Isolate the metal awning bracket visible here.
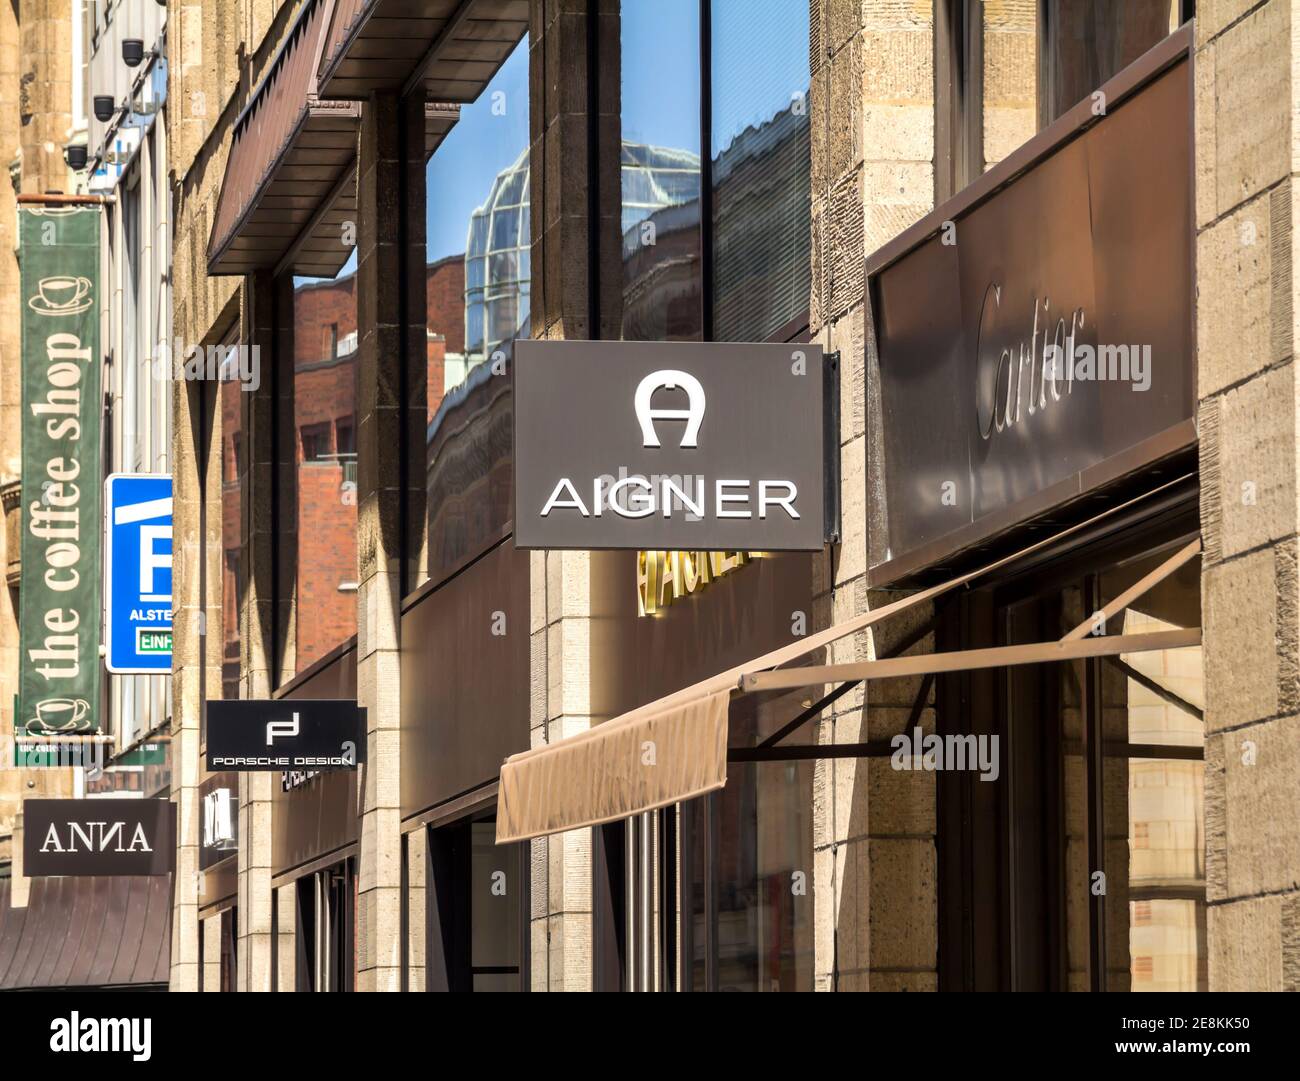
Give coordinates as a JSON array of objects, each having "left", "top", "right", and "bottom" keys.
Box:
[{"left": 740, "top": 627, "right": 1202, "bottom": 694}]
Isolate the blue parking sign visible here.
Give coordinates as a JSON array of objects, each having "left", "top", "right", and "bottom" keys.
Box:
[{"left": 104, "top": 474, "right": 173, "bottom": 673}]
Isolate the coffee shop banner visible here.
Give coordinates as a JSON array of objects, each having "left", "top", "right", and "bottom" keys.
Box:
[{"left": 17, "top": 205, "right": 103, "bottom": 736}]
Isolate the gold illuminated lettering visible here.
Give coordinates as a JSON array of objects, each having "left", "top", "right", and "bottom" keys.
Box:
[{"left": 636, "top": 551, "right": 762, "bottom": 616}]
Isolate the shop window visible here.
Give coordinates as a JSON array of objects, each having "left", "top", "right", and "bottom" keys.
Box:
[
  {"left": 426, "top": 813, "right": 527, "bottom": 992},
  {"left": 618, "top": 0, "right": 810, "bottom": 343},
  {"left": 217, "top": 323, "right": 243, "bottom": 707},
  {"left": 600, "top": 3, "right": 814, "bottom": 993},
  {"left": 1038, "top": 0, "right": 1188, "bottom": 129},
  {"left": 335, "top": 417, "right": 355, "bottom": 457},
  {"left": 290, "top": 263, "right": 359, "bottom": 672},
  {"left": 937, "top": 1, "right": 1193, "bottom": 185},
  {"left": 222, "top": 552, "right": 241, "bottom": 701},
  {"left": 937, "top": 531, "right": 1206, "bottom": 992},
  {"left": 593, "top": 821, "right": 629, "bottom": 991},
  {"left": 680, "top": 765, "right": 815, "bottom": 991},
  {"left": 709, "top": 0, "right": 811, "bottom": 342},
  {"left": 422, "top": 35, "right": 528, "bottom": 586},
  {"left": 300, "top": 422, "right": 333, "bottom": 463},
  {"left": 295, "top": 859, "right": 355, "bottom": 992},
  {"left": 219, "top": 907, "right": 237, "bottom": 993},
  {"left": 620, "top": 0, "right": 703, "bottom": 341},
  {"left": 600, "top": 693, "right": 815, "bottom": 992},
  {"left": 935, "top": 0, "right": 984, "bottom": 200}
]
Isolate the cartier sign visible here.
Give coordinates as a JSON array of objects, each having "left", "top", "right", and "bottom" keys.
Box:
[
  {"left": 24, "top": 798, "right": 175, "bottom": 876},
  {"left": 513, "top": 340, "right": 827, "bottom": 551},
  {"left": 866, "top": 47, "right": 1194, "bottom": 582}
]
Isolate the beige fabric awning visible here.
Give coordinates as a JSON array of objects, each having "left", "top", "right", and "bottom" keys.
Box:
[
  {"left": 495, "top": 571, "right": 986, "bottom": 844},
  {"left": 498, "top": 690, "right": 731, "bottom": 843},
  {"left": 497, "top": 478, "right": 1200, "bottom": 845}
]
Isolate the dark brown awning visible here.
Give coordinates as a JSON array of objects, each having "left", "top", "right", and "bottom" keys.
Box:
[
  {"left": 0, "top": 875, "right": 172, "bottom": 990},
  {"left": 317, "top": 0, "right": 528, "bottom": 101},
  {"left": 207, "top": 0, "right": 362, "bottom": 277}
]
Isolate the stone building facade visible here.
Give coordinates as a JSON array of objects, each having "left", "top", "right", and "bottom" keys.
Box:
[
  {"left": 0, "top": 0, "right": 79, "bottom": 866},
  {"left": 151, "top": 0, "right": 1297, "bottom": 993}
]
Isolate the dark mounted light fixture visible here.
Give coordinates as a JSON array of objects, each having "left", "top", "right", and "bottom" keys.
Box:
[
  {"left": 122, "top": 39, "right": 145, "bottom": 67},
  {"left": 93, "top": 95, "right": 115, "bottom": 122},
  {"left": 65, "top": 144, "right": 88, "bottom": 171}
]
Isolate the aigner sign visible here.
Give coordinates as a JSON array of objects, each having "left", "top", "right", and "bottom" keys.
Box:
[
  {"left": 513, "top": 340, "right": 827, "bottom": 550},
  {"left": 205, "top": 699, "right": 366, "bottom": 771},
  {"left": 24, "top": 798, "right": 175, "bottom": 876}
]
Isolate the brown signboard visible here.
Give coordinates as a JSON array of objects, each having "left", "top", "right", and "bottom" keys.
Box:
[
  {"left": 270, "top": 642, "right": 359, "bottom": 878},
  {"left": 400, "top": 538, "right": 530, "bottom": 820},
  {"left": 589, "top": 550, "right": 815, "bottom": 727},
  {"left": 866, "top": 38, "right": 1194, "bottom": 583},
  {"left": 23, "top": 798, "right": 175, "bottom": 877}
]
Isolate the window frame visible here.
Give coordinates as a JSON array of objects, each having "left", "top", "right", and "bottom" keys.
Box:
[
  {"left": 618, "top": 0, "right": 813, "bottom": 347},
  {"left": 935, "top": 494, "right": 1204, "bottom": 991}
]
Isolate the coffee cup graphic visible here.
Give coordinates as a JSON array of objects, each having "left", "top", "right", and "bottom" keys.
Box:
[
  {"left": 29, "top": 275, "right": 93, "bottom": 316},
  {"left": 31, "top": 696, "right": 91, "bottom": 732}
]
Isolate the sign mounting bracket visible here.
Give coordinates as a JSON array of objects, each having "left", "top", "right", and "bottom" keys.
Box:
[{"left": 823, "top": 350, "right": 841, "bottom": 545}]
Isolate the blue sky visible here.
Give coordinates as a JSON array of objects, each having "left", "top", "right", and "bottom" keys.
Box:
[
  {"left": 622, "top": 0, "right": 810, "bottom": 159},
  {"left": 298, "top": 4, "right": 809, "bottom": 285},
  {"left": 415, "top": 1, "right": 811, "bottom": 265},
  {"left": 426, "top": 42, "right": 530, "bottom": 263}
]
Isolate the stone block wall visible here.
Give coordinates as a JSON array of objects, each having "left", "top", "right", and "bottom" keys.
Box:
[
  {"left": 167, "top": 0, "right": 294, "bottom": 991},
  {"left": 810, "top": 0, "right": 939, "bottom": 991},
  {"left": 1195, "top": 0, "right": 1300, "bottom": 993},
  {"left": 525, "top": 0, "right": 621, "bottom": 991}
]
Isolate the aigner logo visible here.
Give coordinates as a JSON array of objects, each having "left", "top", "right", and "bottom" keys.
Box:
[
  {"left": 266, "top": 711, "right": 300, "bottom": 745},
  {"left": 635, "top": 369, "right": 705, "bottom": 448},
  {"left": 539, "top": 368, "right": 800, "bottom": 522}
]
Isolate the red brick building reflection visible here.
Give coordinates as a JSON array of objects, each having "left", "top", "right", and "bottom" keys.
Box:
[{"left": 220, "top": 257, "right": 467, "bottom": 685}]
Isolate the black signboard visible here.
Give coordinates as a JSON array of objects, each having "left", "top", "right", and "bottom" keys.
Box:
[
  {"left": 513, "top": 340, "right": 827, "bottom": 550},
  {"left": 205, "top": 699, "right": 365, "bottom": 771},
  {"left": 24, "top": 798, "right": 175, "bottom": 876}
]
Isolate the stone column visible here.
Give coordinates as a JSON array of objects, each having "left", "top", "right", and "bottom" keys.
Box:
[
  {"left": 810, "top": 0, "right": 939, "bottom": 992},
  {"left": 405, "top": 828, "right": 426, "bottom": 991},
  {"left": 234, "top": 271, "right": 284, "bottom": 992},
  {"left": 17, "top": 0, "right": 71, "bottom": 196},
  {"left": 169, "top": 371, "right": 206, "bottom": 991},
  {"left": 526, "top": 0, "right": 622, "bottom": 991},
  {"left": 165, "top": 0, "right": 244, "bottom": 994},
  {"left": 1194, "top": 0, "right": 1300, "bottom": 993},
  {"left": 354, "top": 89, "right": 426, "bottom": 992},
  {"left": 275, "top": 884, "right": 296, "bottom": 991},
  {"left": 0, "top": 0, "right": 21, "bottom": 839},
  {"left": 202, "top": 914, "right": 222, "bottom": 991}
]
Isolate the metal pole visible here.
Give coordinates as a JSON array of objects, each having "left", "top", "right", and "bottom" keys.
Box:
[
  {"left": 314, "top": 873, "right": 325, "bottom": 992},
  {"left": 624, "top": 818, "right": 636, "bottom": 992},
  {"left": 640, "top": 810, "right": 652, "bottom": 991},
  {"left": 16, "top": 192, "right": 115, "bottom": 204}
]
